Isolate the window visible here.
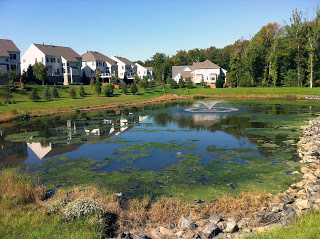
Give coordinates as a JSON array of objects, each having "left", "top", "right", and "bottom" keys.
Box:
[
  {"left": 5, "top": 58, "right": 8, "bottom": 62},
  {"left": 138, "top": 71, "right": 140, "bottom": 74},
  {"left": 67, "top": 63, "right": 69, "bottom": 66},
  {"left": 9, "top": 54, "right": 16, "bottom": 59},
  {"left": 23, "top": 59, "right": 26, "bottom": 63},
  {"left": 42, "top": 57, "right": 44, "bottom": 63},
  {"left": 63, "top": 63, "right": 65, "bottom": 66},
  {"left": 92, "top": 62, "right": 94, "bottom": 66},
  {"left": 46, "top": 57, "right": 49, "bottom": 62},
  {"left": 122, "top": 66, "right": 124, "bottom": 69},
  {"left": 85, "top": 62, "right": 87, "bottom": 66},
  {"left": 35, "top": 58, "right": 37, "bottom": 63},
  {"left": 103, "top": 63, "right": 105, "bottom": 66},
  {"left": 91, "top": 70, "right": 94, "bottom": 73},
  {"left": 53, "top": 58, "right": 56, "bottom": 63},
  {"left": 51, "top": 58, "right": 53, "bottom": 63},
  {"left": 57, "top": 58, "right": 60, "bottom": 63}
]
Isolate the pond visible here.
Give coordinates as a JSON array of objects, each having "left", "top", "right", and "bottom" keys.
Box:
[{"left": 0, "top": 100, "right": 319, "bottom": 201}]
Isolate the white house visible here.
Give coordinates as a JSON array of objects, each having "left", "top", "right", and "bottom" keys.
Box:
[
  {"left": 21, "top": 43, "right": 82, "bottom": 85},
  {"left": 110, "top": 56, "right": 137, "bottom": 81},
  {"left": 135, "top": 63, "right": 153, "bottom": 80},
  {"left": 81, "top": 51, "right": 118, "bottom": 83},
  {"left": 172, "top": 65, "right": 193, "bottom": 82},
  {"left": 172, "top": 60, "right": 226, "bottom": 88},
  {"left": 192, "top": 60, "right": 226, "bottom": 87},
  {"left": 0, "top": 39, "right": 20, "bottom": 74}
]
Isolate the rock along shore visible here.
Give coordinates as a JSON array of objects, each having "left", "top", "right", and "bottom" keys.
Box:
[{"left": 118, "top": 116, "right": 320, "bottom": 239}]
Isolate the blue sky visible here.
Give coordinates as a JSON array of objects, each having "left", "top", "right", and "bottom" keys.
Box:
[{"left": 0, "top": 0, "right": 318, "bottom": 61}]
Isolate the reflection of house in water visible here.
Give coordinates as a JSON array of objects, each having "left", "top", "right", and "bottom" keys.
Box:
[
  {"left": 191, "top": 114, "right": 227, "bottom": 128},
  {"left": 27, "top": 142, "right": 52, "bottom": 159}
]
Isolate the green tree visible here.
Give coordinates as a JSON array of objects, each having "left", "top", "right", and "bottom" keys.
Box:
[
  {"left": 186, "top": 79, "right": 194, "bottom": 89},
  {"left": 33, "top": 62, "right": 47, "bottom": 85},
  {"left": 30, "top": 87, "right": 39, "bottom": 102},
  {"left": 52, "top": 84, "right": 59, "bottom": 98},
  {"left": 2, "top": 85, "right": 12, "bottom": 104},
  {"left": 131, "top": 82, "right": 138, "bottom": 95},
  {"left": 121, "top": 82, "right": 128, "bottom": 94},
  {"left": 140, "top": 77, "right": 148, "bottom": 89},
  {"left": 43, "top": 85, "right": 51, "bottom": 101},
  {"left": 0, "top": 69, "right": 5, "bottom": 80},
  {"left": 134, "top": 73, "right": 139, "bottom": 84},
  {"left": 149, "top": 80, "right": 156, "bottom": 92},
  {"left": 70, "top": 88, "right": 76, "bottom": 99},
  {"left": 216, "top": 75, "right": 223, "bottom": 88},
  {"left": 200, "top": 77, "right": 207, "bottom": 88},
  {"left": 79, "top": 84, "right": 86, "bottom": 97},
  {"left": 178, "top": 77, "right": 185, "bottom": 88},
  {"left": 95, "top": 78, "right": 101, "bottom": 95},
  {"left": 104, "top": 84, "right": 114, "bottom": 97},
  {"left": 169, "top": 78, "right": 178, "bottom": 89}
]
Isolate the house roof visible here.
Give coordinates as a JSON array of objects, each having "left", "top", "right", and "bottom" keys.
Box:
[
  {"left": 34, "top": 44, "right": 81, "bottom": 62},
  {"left": 172, "top": 65, "right": 193, "bottom": 78},
  {"left": 82, "top": 51, "right": 117, "bottom": 66},
  {"left": 0, "top": 39, "right": 20, "bottom": 57},
  {"left": 146, "top": 67, "right": 153, "bottom": 71},
  {"left": 193, "top": 59, "right": 220, "bottom": 69},
  {"left": 114, "top": 56, "right": 135, "bottom": 66},
  {"left": 181, "top": 71, "right": 193, "bottom": 78}
]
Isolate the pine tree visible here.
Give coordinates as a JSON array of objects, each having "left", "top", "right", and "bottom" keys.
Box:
[
  {"left": 131, "top": 82, "right": 138, "bottom": 95},
  {"left": 95, "top": 78, "right": 101, "bottom": 95},
  {"left": 79, "top": 84, "right": 86, "bottom": 97},
  {"left": 104, "top": 84, "right": 114, "bottom": 97},
  {"left": 70, "top": 88, "right": 76, "bottom": 99},
  {"left": 30, "top": 87, "right": 39, "bottom": 102},
  {"left": 122, "top": 82, "right": 128, "bottom": 95},
  {"left": 43, "top": 84, "right": 51, "bottom": 101},
  {"left": 52, "top": 84, "right": 59, "bottom": 98}
]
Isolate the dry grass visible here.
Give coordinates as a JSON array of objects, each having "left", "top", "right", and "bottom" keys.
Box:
[{"left": 0, "top": 168, "right": 46, "bottom": 207}]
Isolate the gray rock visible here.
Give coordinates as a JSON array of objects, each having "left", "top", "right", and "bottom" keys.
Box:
[
  {"left": 133, "top": 234, "right": 149, "bottom": 239},
  {"left": 225, "top": 221, "right": 239, "bottom": 233},
  {"left": 179, "top": 215, "right": 196, "bottom": 231},
  {"left": 294, "top": 199, "right": 311, "bottom": 210},
  {"left": 202, "top": 223, "right": 221, "bottom": 238},
  {"left": 209, "top": 213, "right": 222, "bottom": 224},
  {"left": 280, "top": 194, "right": 294, "bottom": 204}
]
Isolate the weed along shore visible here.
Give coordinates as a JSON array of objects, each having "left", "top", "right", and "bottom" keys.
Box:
[{"left": 1, "top": 100, "right": 320, "bottom": 238}]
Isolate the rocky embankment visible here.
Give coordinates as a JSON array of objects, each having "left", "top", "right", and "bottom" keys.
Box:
[{"left": 118, "top": 117, "right": 320, "bottom": 239}]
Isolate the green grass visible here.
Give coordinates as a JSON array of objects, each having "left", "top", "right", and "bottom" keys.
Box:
[
  {"left": 246, "top": 210, "right": 320, "bottom": 239},
  {"left": 0, "top": 85, "right": 164, "bottom": 117}
]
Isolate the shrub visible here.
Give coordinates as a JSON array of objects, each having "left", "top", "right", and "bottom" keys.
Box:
[
  {"left": 43, "top": 85, "right": 51, "bottom": 101},
  {"left": 104, "top": 84, "right": 114, "bottom": 97},
  {"left": 30, "top": 87, "right": 40, "bottom": 102},
  {"left": 131, "top": 82, "right": 138, "bottom": 95},
  {"left": 178, "top": 77, "right": 185, "bottom": 88},
  {"left": 95, "top": 79, "right": 101, "bottom": 95},
  {"left": 70, "top": 88, "right": 76, "bottom": 99},
  {"left": 79, "top": 84, "right": 86, "bottom": 97},
  {"left": 186, "top": 80, "right": 194, "bottom": 89},
  {"left": 216, "top": 75, "right": 224, "bottom": 88},
  {"left": 121, "top": 82, "right": 128, "bottom": 95},
  {"left": 169, "top": 78, "right": 178, "bottom": 89},
  {"left": 52, "top": 84, "right": 59, "bottom": 98}
]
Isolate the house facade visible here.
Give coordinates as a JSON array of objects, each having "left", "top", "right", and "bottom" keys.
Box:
[
  {"left": 110, "top": 56, "right": 137, "bottom": 81},
  {"left": 0, "top": 39, "right": 21, "bottom": 74},
  {"left": 172, "top": 60, "right": 227, "bottom": 88},
  {"left": 135, "top": 63, "right": 153, "bottom": 80},
  {"left": 81, "top": 51, "right": 117, "bottom": 83},
  {"left": 172, "top": 65, "right": 193, "bottom": 82},
  {"left": 21, "top": 44, "right": 82, "bottom": 85}
]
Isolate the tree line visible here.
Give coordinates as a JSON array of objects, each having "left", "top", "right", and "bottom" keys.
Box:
[{"left": 138, "top": 9, "right": 320, "bottom": 88}]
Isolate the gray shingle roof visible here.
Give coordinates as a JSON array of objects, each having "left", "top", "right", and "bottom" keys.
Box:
[
  {"left": 172, "top": 65, "right": 193, "bottom": 78},
  {"left": 113, "top": 56, "right": 135, "bottom": 66},
  {"left": 146, "top": 67, "right": 153, "bottom": 71},
  {"left": 0, "top": 39, "right": 20, "bottom": 57},
  {"left": 34, "top": 44, "right": 81, "bottom": 62},
  {"left": 82, "top": 51, "right": 117, "bottom": 66},
  {"left": 193, "top": 60, "right": 220, "bottom": 69}
]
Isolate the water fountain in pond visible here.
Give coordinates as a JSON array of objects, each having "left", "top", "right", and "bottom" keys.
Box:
[{"left": 184, "top": 100, "right": 239, "bottom": 113}]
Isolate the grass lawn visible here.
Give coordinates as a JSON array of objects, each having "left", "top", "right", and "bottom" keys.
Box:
[{"left": 1, "top": 84, "right": 320, "bottom": 122}]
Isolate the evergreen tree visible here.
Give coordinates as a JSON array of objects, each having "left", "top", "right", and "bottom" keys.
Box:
[
  {"left": 104, "top": 84, "right": 114, "bottom": 97},
  {"left": 215, "top": 75, "right": 224, "bottom": 88},
  {"left": 121, "top": 82, "right": 128, "bottom": 95},
  {"left": 186, "top": 79, "right": 194, "bottom": 89},
  {"left": 30, "top": 87, "right": 39, "bottom": 102},
  {"left": 131, "top": 82, "right": 138, "bottom": 95},
  {"left": 43, "top": 84, "right": 51, "bottom": 101},
  {"left": 140, "top": 77, "right": 148, "bottom": 89},
  {"left": 178, "top": 77, "right": 185, "bottom": 88},
  {"left": 70, "top": 88, "right": 76, "bottom": 99},
  {"left": 149, "top": 80, "right": 156, "bottom": 92},
  {"left": 52, "top": 84, "right": 59, "bottom": 98},
  {"left": 95, "top": 78, "right": 101, "bottom": 95},
  {"left": 169, "top": 78, "right": 178, "bottom": 89},
  {"left": 79, "top": 84, "right": 86, "bottom": 97}
]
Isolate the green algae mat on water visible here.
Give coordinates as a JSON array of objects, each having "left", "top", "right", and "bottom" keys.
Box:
[{"left": 1, "top": 100, "right": 318, "bottom": 201}]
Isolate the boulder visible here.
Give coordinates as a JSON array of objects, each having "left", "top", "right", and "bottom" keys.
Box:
[
  {"left": 179, "top": 215, "right": 196, "bottom": 231},
  {"left": 280, "top": 195, "right": 294, "bottom": 204},
  {"left": 202, "top": 223, "right": 221, "bottom": 238},
  {"left": 133, "top": 234, "right": 149, "bottom": 239},
  {"left": 294, "top": 199, "right": 311, "bottom": 210},
  {"left": 159, "top": 227, "right": 175, "bottom": 238},
  {"left": 225, "top": 221, "right": 239, "bottom": 233},
  {"left": 209, "top": 213, "right": 222, "bottom": 225},
  {"left": 150, "top": 229, "right": 162, "bottom": 239}
]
